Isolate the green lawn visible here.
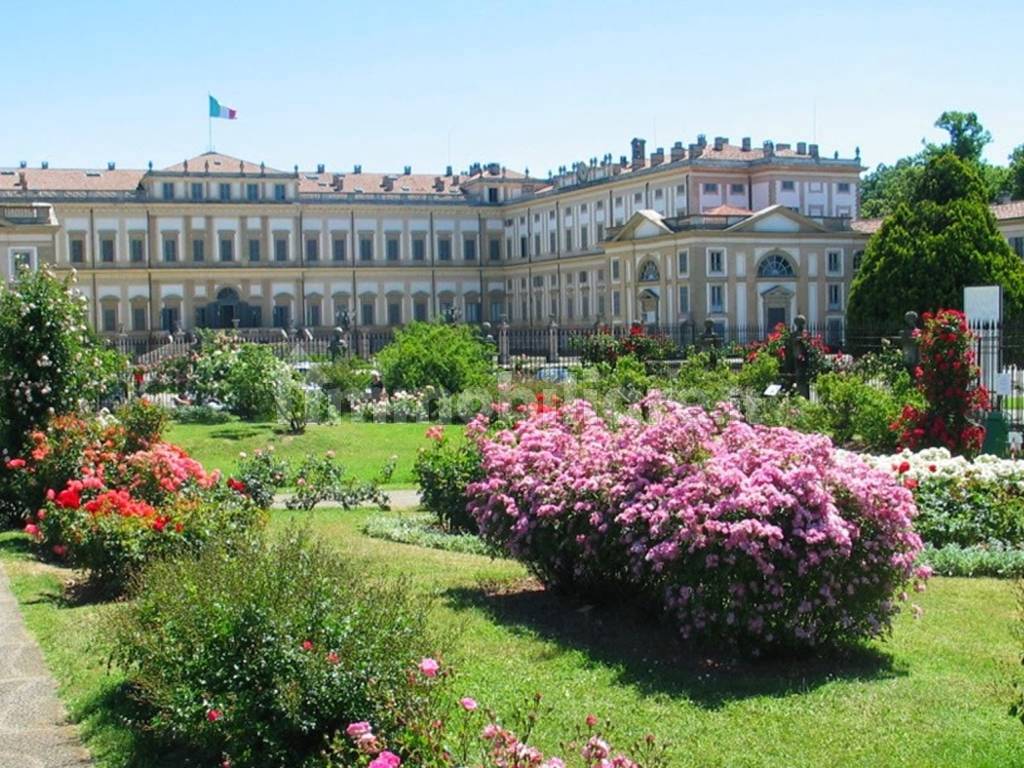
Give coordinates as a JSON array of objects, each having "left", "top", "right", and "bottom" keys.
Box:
[
  {"left": 2, "top": 513, "right": 1022, "bottom": 767},
  {"left": 165, "top": 419, "right": 463, "bottom": 488}
]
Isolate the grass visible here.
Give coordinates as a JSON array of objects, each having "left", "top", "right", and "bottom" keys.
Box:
[
  {"left": 165, "top": 418, "right": 463, "bottom": 488},
  {"left": 2, "top": 512, "right": 1022, "bottom": 767}
]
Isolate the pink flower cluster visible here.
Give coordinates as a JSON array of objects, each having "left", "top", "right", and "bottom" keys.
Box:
[
  {"left": 117, "top": 443, "right": 220, "bottom": 504},
  {"left": 467, "top": 394, "right": 924, "bottom": 648}
]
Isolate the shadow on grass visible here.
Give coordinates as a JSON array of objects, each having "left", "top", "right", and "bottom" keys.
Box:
[
  {"left": 207, "top": 425, "right": 267, "bottom": 441},
  {"left": 0, "top": 532, "right": 34, "bottom": 559},
  {"left": 77, "top": 681, "right": 208, "bottom": 768},
  {"left": 444, "top": 582, "right": 905, "bottom": 710}
]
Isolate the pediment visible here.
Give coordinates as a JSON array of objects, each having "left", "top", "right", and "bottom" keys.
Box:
[
  {"left": 608, "top": 210, "right": 673, "bottom": 241},
  {"left": 727, "top": 205, "right": 826, "bottom": 234}
]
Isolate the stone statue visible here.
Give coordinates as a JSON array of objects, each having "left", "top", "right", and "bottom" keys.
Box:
[{"left": 782, "top": 314, "right": 810, "bottom": 398}]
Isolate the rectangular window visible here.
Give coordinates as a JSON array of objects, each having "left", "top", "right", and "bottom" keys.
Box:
[
  {"left": 190, "top": 182, "right": 203, "bottom": 200},
  {"left": 160, "top": 306, "right": 179, "bottom": 331},
  {"left": 506, "top": 238, "right": 512, "bottom": 259},
  {"left": 307, "top": 303, "right": 322, "bottom": 327},
  {"left": 359, "top": 236, "right": 374, "bottom": 261},
  {"left": 549, "top": 232, "right": 556, "bottom": 253},
  {"left": 678, "top": 285, "right": 690, "bottom": 314},
  {"left": 70, "top": 238, "right": 85, "bottom": 263},
  {"left": 519, "top": 236, "right": 528, "bottom": 259},
  {"left": 219, "top": 237, "right": 234, "bottom": 262},
  {"left": 597, "top": 224, "right": 605, "bottom": 242},
  {"left": 387, "top": 302, "right": 401, "bottom": 325},
  {"left": 578, "top": 271, "right": 588, "bottom": 283},
  {"left": 194, "top": 306, "right": 207, "bottom": 329},
  {"left": 192, "top": 238, "right": 205, "bottom": 262},
  {"left": 464, "top": 236, "right": 477, "bottom": 261},
  {"left": 162, "top": 182, "right": 174, "bottom": 199},
  {"left": 837, "top": 182, "right": 851, "bottom": 194},
  {"left": 360, "top": 302, "right": 375, "bottom": 326},
  {"left": 677, "top": 250, "right": 689, "bottom": 275},
  {"left": 703, "top": 183, "right": 719, "bottom": 194},
  {"left": 246, "top": 183, "right": 259, "bottom": 201},
  {"left": 163, "top": 238, "right": 177, "bottom": 263},
  {"left": 826, "top": 318, "right": 844, "bottom": 349},
  {"left": 828, "top": 283, "right": 843, "bottom": 310},
  {"left": 272, "top": 305, "right": 290, "bottom": 328},
  {"left": 489, "top": 301, "right": 503, "bottom": 323},
  {"left": 333, "top": 237, "right": 347, "bottom": 261},
  {"left": 488, "top": 188, "right": 499, "bottom": 203},
  {"left": 611, "top": 259, "right": 620, "bottom": 280},
  {"left": 438, "top": 237, "right": 452, "bottom": 261},
  {"left": 219, "top": 183, "right": 231, "bottom": 201},
  {"left": 274, "top": 237, "right": 288, "bottom": 262},
  {"left": 598, "top": 293, "right": 606, "bottom": 317},
  {"left": 412, "top": 237, "right": 426, "bottom": 262},
  {"left": 306, "top": 237, "right": 320, "bottom": 262},
  {"left": 248, "top": 239, "right": 260, "bottom": 262},
  {"left": 488, "top": 238, "right": 500, "bottom": 261},
  {"left": 612, "top": 290, "right": 621, "bottom": 316},
  {"left": 413, "top": 302, "right": 428, "bottom": 322},
  {"left": 580, "top": 225, "right": 589, "bottom": 251},
  {"left": 730, "top": 183, "right": 745, "bottom": 195},
  {"left": 102, "top": 307, "right": 116, "bottom": 332},
  {"left": 386, "top": 236, "right": 400, "bottom": 262},
  {"left": 1012, "top": 237, "right": 1024, "bottom": 259},
  {"left": 130, "top": 238, "right": 144, "bottom": 262},
  {"left": 132, "top": 306, "right": 147, "bottom": 331},
  {"left": 708, "top": 250, "right": 725, "bottom": 275},
  {"left": 100, "top": 237, "right": 115, "bottom": 263},
  {"left": 564, "top": 230, "right": 573, "bottom": 252},
  {"left": 532, "top": 276, "right": 543, "bottom": 288},
  {"left": 781, "top": 180, "right": 796, "bottom": 191},
  {"left": 581, "top": 294, "right": 590, "bottom": 319},
  {"left": 710, "top": 284, "right": 725, "bottom": 313},
  {"left": 827, "top": 250, "right": 842, "bottom": 275},
  {"left": 566, "top": 297, "right": 574, "bottom": 320},
  {"left": 634, "top": 192, "right": 643, "bottom": 204},
  {"left": 533, "top": 234, "right": 541, "bottom": 256},
  {"left": 274, "top": 184, "right": 286, "bottom": 201}
]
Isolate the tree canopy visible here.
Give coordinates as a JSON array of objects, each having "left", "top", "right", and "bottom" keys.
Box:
[
  {"left": 859, "top": 111, "right": 1017, "bottom": 218},
  {"left": 847, "top": 152, "right": 1024, "bottom": 329}
]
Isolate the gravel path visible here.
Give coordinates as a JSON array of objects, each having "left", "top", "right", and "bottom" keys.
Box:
[
  {"left": 0, "top": 564, "right": 92, "bottom": 768},
  {"left": 271, "top": 488, "right": 421, "bottom": 510}
]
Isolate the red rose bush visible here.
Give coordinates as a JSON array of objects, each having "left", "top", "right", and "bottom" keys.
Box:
[{"left": 467, "top": 394, "right": 925, "bottom": 650}]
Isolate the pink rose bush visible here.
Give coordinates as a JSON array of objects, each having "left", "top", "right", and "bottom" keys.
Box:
[{"left": 467, "top": 394, "right": 925, "bottom": 649}]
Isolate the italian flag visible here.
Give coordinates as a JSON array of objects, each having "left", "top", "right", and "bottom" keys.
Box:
[{"left": 209, "top": 95, "right": 238, "bottom": 120}]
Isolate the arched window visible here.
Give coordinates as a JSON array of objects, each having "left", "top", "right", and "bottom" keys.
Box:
[
  {"left": 639, "top": 260, "right": 660, "bottom": 282},
  {"left": 757, "top": 253, "right": 795, "bottom": 278}
]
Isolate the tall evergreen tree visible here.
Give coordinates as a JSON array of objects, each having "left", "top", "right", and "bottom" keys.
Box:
[{"left": 848, "top": 152, "right": 1024, "bottom": 329}]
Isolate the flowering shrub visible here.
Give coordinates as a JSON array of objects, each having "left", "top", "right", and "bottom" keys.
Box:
[
  {"left": 468, "top": 394, "right": 925, "bottom": 649},
  {"left": 745, "top": 322, "right": 831, "bottom": 381},
  {"left": 354, "top": 391, "right": 429, "bottom": 423},
  {"left": 115, "top": 397, "right": 169, "bottom": 453},
  {"left": 285, "top": 451, "right": 395, "bottom": 511},
  {"left": 414, "top": 426, "right": 484, "bottom": 532},
  {"left": 572, "top": 326, "right": 677, "bottom": 367},
  {"left": 866, "top": 447, "right": 1024, "bottom": 547},
  {"left": 110, "top": 529, "right": 436, "bottom": 768},
  {"left": 894, "top": 309, "right": 989, "bottom": 456},
  {"left": 233, "top": 447, "right": 289, "bottom": 509}
]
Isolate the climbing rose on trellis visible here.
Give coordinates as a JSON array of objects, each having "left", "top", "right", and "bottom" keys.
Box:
[{"left": 894, "top": 309, "right": 989, "bottom": 457}]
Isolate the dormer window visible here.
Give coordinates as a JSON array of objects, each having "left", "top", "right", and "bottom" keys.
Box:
[
  {"left": 781, "top": 180, "right": 796, "bottom": 191},
  {"left": 274, "top": 184, "right": 286, "bottom": 201}
]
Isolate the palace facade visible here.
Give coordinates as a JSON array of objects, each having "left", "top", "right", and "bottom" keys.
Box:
[{"left": 2, "top": 134, "right": 1019, "bottom": 345}]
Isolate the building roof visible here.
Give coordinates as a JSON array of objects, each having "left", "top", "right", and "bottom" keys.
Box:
[
  {"left": 296, "top": 171, "right": 463, "bottom": 196},
  {"left": 0, "top": 168, "right": 145, "bottom": 191},
  {"left": 161, "top": 153, "right": 286, "bottom": 175},
  {"left": 992, "top": 201, "right": 1024, "bottom": 221},
  {"left": 702, "top": 204, "right": 753, "bottom": 216}
]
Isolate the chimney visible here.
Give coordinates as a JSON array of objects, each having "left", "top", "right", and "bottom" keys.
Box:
[
  {"left": 332, "top": 173, "right": 343, "bottom": 189},
  {"left": 688, "top": 143, "right": 702, "bottom": 160},
  {"left": 353, "top": 164, "right": 362, "bottom": 174},
  {"left": 650, "top": 147, "right": 665, "bottom": 166},
  {"left": 41, "top": 161, "right": 48, "bottom": 169},
  {"left": 316, "top": 163, "right": 325, "bottom": 174},
  {"left": 797, "top": 141, "right": 807, "bottom": 155},
  {"left": 809, "top": 144, "right": 819, "bottom": 159},
  {"left": 18, "top": 160, "right": 27, "bottom": 169},
  {"left": 434, "top": 176, "right": 444, "bottom": 192},
  {"left": 18, "top": 171, "right": 27, "bottom": 190},
  {"left": 670, "top": 142, "right": 685, "bottom": 162},
  {"left": 445, "top": 165, "right": 453, "bottom": 176},
  {"left": 183, "top": 159, "right": 189, "bottom": 174},
  {"left": 630, "top": 137, "right": 646, "bottom": 170},
  {"left": 294, "top": 164, "right": 299, "bottom": 177},
  {"left": 619, "top": 155, "right": 628, "bottom": 167},
  {"left": 452, "top": 174, "right": 460, "bottom": 185},
  {"left": 404, "top": 165, "right": 412, "bottom": 175},
  {"left": 763, "top": 140, "right": 775, "bottom": 157},
  {"left": 741, "top": 137, "right": 752, "bottom": 152},
  {"left": 382, "top": 175, "right": 396, "bottom": 192},
  {"left": 259, "top": 161, "right": 265, "bottom": 176},
  {"left": 713, "top": 136, "right": 725, "bottom": 151},
  {"left": 697, "top": 134, "right": 707, "bottom": 148},
  {"left": 107, "top": 161, "right": 116, "bottom": 170}
]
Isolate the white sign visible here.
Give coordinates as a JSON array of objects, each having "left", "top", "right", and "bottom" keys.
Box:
[
  {"left": 763, "top": 384, "right": 782, "bottom": 397},
  {"left": 996, "top": 372, "right": 1012, "bottom": 397},
  {"left": 963, "top": 285, "right": 1002, "bottom": 325}
]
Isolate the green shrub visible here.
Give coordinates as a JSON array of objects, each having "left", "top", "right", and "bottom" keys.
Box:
[
  {"left": 233, "top": 448, "right": 289, "bottom": 509},
  {"left": 285, "top": 452, "right": 394, "bottom": 511},
  {"left": 376, "top": 322, "right": 493, "bottom": 394},
  {"left": 736, "top": 351, "right": 780, "bottom": 394},
  {"left": 920, "top": 543, "right": 1024, "bottom": 578},
  {"left": 278, "top": 381, "right": 334, "bottom": 434},
  {"left": 116, "top": 398, "right": 169, "bottom": 452},
  {"left": 812, "top": 372, "right": 915, "bottom": 452},
  {"left": 311, "top": 358, "right": 374, "bottom": 408},
  {"left": 110, "top": 528, "right": 437, "bottom": 768},
  {"left": 667, "top": 352, "right": 736, "bottom": 408},
  {"left": 225, "top": 344, "right": 288, "bottom": 420},
  {"left": 913, "top": 476, "right": 1024, "bottom": 547},
  {"left": 171, "top": 404, "right": 232, "bottom": 424},
  {"left": 363, "top": 512, "right": 491, "bottom": 556},
  {"left": 593, "top": 354, "right": 652, "bottom": 407},
  {"left": 414, "top": 428, "right": 482, "bottom": 532}
]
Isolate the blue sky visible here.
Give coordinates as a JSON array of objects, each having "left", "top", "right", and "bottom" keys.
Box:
[{"left": 3, "top": 0, "right": 1022, "bottom": 176}]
